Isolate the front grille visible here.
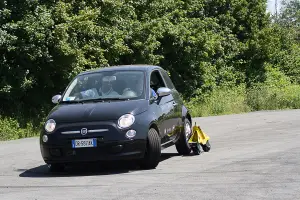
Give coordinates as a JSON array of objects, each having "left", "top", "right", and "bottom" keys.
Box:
[
  {"left": 55, "top": 121, "right": 125, "bottom": 142},
  {"left": 61, "top": 129, "right": 109, "bottom": 135}
]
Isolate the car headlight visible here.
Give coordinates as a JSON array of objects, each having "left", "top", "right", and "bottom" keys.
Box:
[
  {"left": 118, "top": 114, "right": 135, "bottom": 129},
  {"left": 45, "top": 119, "right": 56, "bottom": 133}
]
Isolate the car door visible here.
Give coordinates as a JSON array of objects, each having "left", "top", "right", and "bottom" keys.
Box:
[
  {"left": 159, "top": 69, "right": 183, "bottom": 140},
  {"left": 148, "top": 70, "right": 176, "bottom": 145}
]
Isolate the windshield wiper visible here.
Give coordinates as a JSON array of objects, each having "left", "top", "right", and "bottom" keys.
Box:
[
  {"left": 60, "top": 100, "right": 82, "bottom": 104},
  {"left": 78, "top": 97, "right": 129, "bottom": 102},
  {"left": 93, "top": 97, "right": 129, "bottom": 101},
  {"left": 60, "top": 97, "right": 129, "bottom": 104}
]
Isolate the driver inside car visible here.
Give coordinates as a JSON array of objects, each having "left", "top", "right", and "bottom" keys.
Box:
[
  {"left": 99, "top": 76, "right": 119, "bottom": 96},
  {"left": 79, "top": 78, "right": 98, "bottom": 99}
]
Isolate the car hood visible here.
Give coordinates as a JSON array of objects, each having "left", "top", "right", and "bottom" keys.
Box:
[{"left": 47, "top": 99, "right": 149, "bottom": 123}]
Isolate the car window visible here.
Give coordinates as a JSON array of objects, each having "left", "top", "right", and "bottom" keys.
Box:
[
  {"left": 160, "top": 69, "right": 175, "bottom": 89},
  {"left": 62, "top": 70, "right": 145, "bottom": 102},
  {"left": 150, "top": 70, "right": 166, "bottom": 93}
]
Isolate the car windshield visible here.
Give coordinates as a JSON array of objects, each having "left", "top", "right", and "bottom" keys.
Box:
[{"left": 61, "top": 70, "right": 145, "bottom": 102}]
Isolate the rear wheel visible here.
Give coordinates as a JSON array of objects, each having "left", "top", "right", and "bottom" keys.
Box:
[
  {"left": 175, "top": 118, "right": 192, "bottom": 155},
  {"left": 139, "top": 128, "right": 161, "bottom": 169}
]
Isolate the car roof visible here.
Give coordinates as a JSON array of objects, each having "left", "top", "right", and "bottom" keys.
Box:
[{"left": 78, "top": 64, "right": 163, "bottom": 76}]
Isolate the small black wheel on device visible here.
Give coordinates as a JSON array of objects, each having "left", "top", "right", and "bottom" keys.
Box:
[
  {"left": 202, "top": 140, "right": 211, "bottom": 152},
  {"left": 192, "top": 143, "right": 202, "bottom": 155}
]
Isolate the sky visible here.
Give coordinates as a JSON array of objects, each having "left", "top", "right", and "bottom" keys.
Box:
[{"left": 267, "top": 0, "right": 283, "bottom": 14}]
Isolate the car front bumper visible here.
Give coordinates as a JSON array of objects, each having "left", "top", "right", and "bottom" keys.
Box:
[
  {"left": 40, "top": 139, "right": 146, "bottom": 164},
  {"left": 39, "top": 120, "right": 148, "bottom": 164}
]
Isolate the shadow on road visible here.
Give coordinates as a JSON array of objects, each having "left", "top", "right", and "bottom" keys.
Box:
[{"left": 18, "top": 153, "right": 180, "bottom": 178}]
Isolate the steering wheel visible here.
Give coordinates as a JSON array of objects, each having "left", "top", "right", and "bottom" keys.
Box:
[{"left": 122, "top": 88, "right": 137, "bottom": 98}]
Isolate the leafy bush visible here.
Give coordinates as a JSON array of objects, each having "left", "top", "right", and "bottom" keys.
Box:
[
  {"left": 186, "top": 83, "right": 300, "bottom": 118},
  {"left": 186, "top": 84, "right": 250, "bottom": 117},
  {"left": 0, "top": 116, "right": 40, "bottom": 141},
  {"left": 246, "top": 84, "right": 300, "bottom": 111},
  {"left": 246, "top": 63, "right": 300, "bottom": 110},
  {"left": 187, "top": 66, "right": 300, "bottom": 117}
]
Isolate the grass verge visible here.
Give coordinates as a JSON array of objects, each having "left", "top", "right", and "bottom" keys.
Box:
[{"left": 185, "top": 83, "right": 300, "bottom": 117}]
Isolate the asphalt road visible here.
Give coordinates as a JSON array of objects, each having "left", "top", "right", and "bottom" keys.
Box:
[{"left": 1, "top": 110, "right": 300, "bottom": 200}]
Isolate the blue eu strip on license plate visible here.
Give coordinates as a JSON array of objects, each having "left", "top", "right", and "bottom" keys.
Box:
[{"left": 72, "top": 138, "right": 97, "bottom": 148}]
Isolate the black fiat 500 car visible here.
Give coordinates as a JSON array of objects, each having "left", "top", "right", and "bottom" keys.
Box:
[{"left": 40, "top": 65, "right": 193, "bottom": 171}]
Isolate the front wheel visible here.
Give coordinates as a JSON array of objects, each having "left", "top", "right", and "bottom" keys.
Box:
[
  {"left": 175, "top": 119, "right": 192, "bottom": 155},
  {"left": 139, "top": 128, "right": 161, "bottom": 169}
]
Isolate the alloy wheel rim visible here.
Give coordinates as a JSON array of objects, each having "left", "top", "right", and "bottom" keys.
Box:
[{"left": 185, "top": 122, "right": 191, "bottom": 141}]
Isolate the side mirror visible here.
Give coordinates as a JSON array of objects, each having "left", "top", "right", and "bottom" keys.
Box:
[
  {"left": 157, "top": 87, "right": 171, "bottom": 97},
  {"left": 52, "top": 94, "right": 62, "bottom": 104}
]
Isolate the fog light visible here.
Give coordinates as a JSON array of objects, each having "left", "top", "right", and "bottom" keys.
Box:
[
  {"left": 126, "top": 130, "right": 136, "bottom": 139},
  {"left": 42, "top": 135, "right": 48, "bottom": 143}
]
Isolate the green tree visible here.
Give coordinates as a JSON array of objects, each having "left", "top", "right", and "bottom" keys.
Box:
[
  {"left": 272, "top": 0, "right": 300, "bottom": 83},
  {"left": 278, "top": 0, "right": 300, "bottom": 28},
  {"left": 1, "top": 0, "right": 297, "bottom": 128}
]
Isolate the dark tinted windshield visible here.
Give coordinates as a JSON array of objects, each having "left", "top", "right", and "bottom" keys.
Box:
[{"left": 62, "top": 70, "right": 145, "bottom": 102}]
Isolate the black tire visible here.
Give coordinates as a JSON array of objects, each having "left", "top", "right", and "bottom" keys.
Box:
[
  {"left": 202, "top": 140, "right": 211, "bottom": 152},
  {"left": 139, "top": 128, "right": 161, "bottom": 169},
  {"left": 48, "top": 163, "right": 65, "bottom": 172},
  {"left": 192, "top": 143, "right": 201, "bottom": 155},
  {"left": 175, "top": 118, "right": 192, "bottom": 155}
]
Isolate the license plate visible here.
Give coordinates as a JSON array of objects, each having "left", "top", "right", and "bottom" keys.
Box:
[{"left": 72, "top": 138, "right": 97, "bottom": 148}]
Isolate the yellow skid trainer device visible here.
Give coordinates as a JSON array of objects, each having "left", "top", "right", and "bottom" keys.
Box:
[{"left": 188, "top": 122, "right": 211, "bottom": 155}]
